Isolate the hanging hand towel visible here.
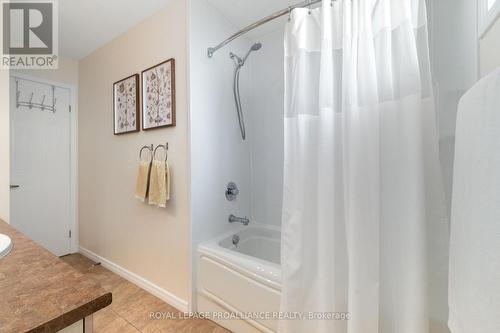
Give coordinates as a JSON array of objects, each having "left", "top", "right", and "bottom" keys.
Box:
[
  {"left": 135, "top": 160, "right": 151, "bottom": 202},
  {"left": 149, "top": 160, "right": 170, "bottom": 207}
]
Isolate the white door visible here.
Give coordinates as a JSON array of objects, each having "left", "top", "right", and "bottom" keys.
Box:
[{"left": 10, "top": 76, "right": 72, "bottom": 256}]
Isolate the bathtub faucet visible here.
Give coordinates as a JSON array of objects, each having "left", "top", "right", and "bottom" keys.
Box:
[{"left": 228, "top": 214, "right": 249, "bottom": 226}]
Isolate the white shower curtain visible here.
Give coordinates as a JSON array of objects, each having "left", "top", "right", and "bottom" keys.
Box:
[{"left": 280, "top": 1, "right": 448, "bottom": 333}]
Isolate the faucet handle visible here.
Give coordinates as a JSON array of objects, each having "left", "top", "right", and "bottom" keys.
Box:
[{"left": 225, "top": 182, "right": 239, "bottom": 201}]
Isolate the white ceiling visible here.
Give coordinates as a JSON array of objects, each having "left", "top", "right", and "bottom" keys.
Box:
[
  {"left": 58, "top": 0, "right": 306, "bottom": 60},
  {"left": 206, "top": 0, "right": 306, "bottom": 39},
  {"left": 59, "top": 0, "right": 170, "bottom": 60}
]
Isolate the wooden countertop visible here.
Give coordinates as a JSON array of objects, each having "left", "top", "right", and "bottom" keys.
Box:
[{"left": 0, "top": 220, "right": 112, "bottom": 332}]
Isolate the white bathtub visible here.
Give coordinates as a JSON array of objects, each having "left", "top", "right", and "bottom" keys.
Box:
[{"left": 197, "top": 224, "right": 282, "bottom": 333}]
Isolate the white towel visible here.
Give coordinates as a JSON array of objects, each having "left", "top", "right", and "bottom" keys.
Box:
[{"left": 448, "top": 68, "right": 500, "bottom": 333}]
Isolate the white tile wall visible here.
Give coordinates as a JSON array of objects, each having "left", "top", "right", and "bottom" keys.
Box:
[{"left": 247, "top": 29, "right": 285, "bottom": 226}]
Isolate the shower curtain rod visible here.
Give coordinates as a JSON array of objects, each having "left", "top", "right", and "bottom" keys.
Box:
[{"left": 207, "top": 0, "right": 323, "bottom": 58}]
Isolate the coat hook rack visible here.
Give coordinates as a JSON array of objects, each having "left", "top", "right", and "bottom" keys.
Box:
[{"left": 15, "top": 79, "right": 57, "bottom": 113}]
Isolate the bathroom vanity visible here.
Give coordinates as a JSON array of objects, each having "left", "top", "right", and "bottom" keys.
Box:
[{"left": 0, "top": 219, "right": 112, "bottom": 332}]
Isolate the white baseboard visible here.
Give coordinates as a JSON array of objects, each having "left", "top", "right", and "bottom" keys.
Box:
[{"left": 78, "top": 246, "right": 188, "bottom": 312}]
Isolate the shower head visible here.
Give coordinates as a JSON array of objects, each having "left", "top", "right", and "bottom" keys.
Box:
[
  {"left": 242, "top": 42, "right": 262, "bottom": 64},
  {"left": 230, "top": 42, "right": 263, "bottom": 67},
  {"left": 251, "top": 42, "right": 262, "bottom": 51}
]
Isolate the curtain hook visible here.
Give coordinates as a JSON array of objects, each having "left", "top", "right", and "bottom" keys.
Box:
[
  {"left": 288, "top": 6, "right": 292, "bottom": 21},
  {"left": 331, "top": 0, "right": 334, "bottom": 6},
  {"left": 308, "top": 0, "right": 312, "bottom": 14}
]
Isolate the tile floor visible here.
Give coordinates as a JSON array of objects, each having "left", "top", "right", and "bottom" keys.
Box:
[{"left": 61, "top": 253, "right": 230, "bottom": 333}]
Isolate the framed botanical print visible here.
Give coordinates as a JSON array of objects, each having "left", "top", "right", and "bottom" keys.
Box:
[
  {"left": 113, "top": 74, "right": 140, "bottom": 135},
  {"left": 141, "top": 58, "right": 176, "bottom": 130}
]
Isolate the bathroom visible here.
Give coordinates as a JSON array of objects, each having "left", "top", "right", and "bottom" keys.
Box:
[{"left": 0, "top": 0, "right": 498, "bottom": 332}]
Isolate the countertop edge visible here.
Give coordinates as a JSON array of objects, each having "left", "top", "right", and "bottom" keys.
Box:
[
  {"left": 0, "top": 219, "right": 113, "bottom": 333},
  {"left": 27, "top": 292, "right": 112, "bottom": 333}
]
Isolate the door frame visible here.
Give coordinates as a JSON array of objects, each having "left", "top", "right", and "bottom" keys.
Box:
[{"left": 10, "top": 73, "right": 78, "bottom": 254}]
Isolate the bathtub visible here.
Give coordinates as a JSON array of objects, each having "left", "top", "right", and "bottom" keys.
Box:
[{"left": 197, "top": 224, "right": 281, "bottom": 333}]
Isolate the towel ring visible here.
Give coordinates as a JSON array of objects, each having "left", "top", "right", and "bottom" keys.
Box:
[
  {"left": 139, "top": 144, "right": 153, "bottom": 162},
  {"left": 153, "top": 143, "right": 168, "bottom": 162}
]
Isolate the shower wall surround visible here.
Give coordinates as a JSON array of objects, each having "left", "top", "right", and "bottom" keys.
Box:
[
  {"left": 189, "top": 0, "right": 253, "bottom": 308},
  {"left": 248, "top": 28, "right": 285, "bottom": 227},
  {"left": 480, "top": 14, "right": 500, "bottom": 76},
  {"left": 189, "top": 0, "right": 288, "bottom": 308},
  {"left": 428, "top": 0, "right": 478, "bottom": 211}
]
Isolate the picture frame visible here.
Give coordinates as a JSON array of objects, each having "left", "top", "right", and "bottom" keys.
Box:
[
  {"left": 141, "top": 58, "right": 176, "bottom": 130},
  {"left": 113, "top": 74, "right": 140, "bottom": 135}
]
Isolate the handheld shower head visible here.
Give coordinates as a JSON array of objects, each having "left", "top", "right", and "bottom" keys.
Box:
[
  {"left": 242, "top": 42, "right": 262, "bottom": 64},
  {"left": 229, "top": 41, "right": 262, "bottom": 141},
  {"left": 251, "top": 42, "right": 262, "bottom": 51}
]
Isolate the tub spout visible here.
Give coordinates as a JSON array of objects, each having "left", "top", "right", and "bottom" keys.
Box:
[{"left": 228, "top": 214, "right": 249, "bottom": 226}]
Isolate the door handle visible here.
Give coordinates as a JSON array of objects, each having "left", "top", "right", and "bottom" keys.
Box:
[{"left": 10, "top": 185, "right": 20, "bottom": 189}]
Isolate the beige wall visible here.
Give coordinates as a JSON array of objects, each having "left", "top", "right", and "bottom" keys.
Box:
[
  {"left": 480, "top": 15, "right": 500, "bottom": 76},
  {"left": 78, "top": 0, "right": 190, "bottom": 304},
  {"left": 0, "top": 69, "right": 9, "bottom": 223}
]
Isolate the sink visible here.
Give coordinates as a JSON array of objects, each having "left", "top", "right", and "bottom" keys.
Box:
[{"left": 0, "top": 234, "right": 12, "bottom": 259}]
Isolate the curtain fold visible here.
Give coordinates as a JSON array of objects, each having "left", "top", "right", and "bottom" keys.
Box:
[{"left": 280, "top": 1, "right": 448, "bottom": 332}]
